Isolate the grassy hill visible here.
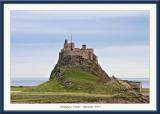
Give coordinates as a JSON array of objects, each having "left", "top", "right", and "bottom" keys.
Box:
[
  {"left": 20, "top": 69, "right": 131, "bottom": 94},
  {"left": 11, "top": 69, "right": 143, "bottom": 103}
]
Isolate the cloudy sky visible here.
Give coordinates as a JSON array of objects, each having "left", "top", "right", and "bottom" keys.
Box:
[{"left": 10, "top": 10, "right": 150, "bottom": 80}]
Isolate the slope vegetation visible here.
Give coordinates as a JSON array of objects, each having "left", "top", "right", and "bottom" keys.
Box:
[{"left": 24, "top": 69, "right": 132, "bottom": 95}]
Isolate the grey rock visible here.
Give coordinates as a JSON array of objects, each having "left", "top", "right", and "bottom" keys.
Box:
[{"left": 50, "top": 54, "right": 111, "bottom": 83}]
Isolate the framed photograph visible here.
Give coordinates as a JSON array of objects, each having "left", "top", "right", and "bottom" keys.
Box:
[{"left": 3, "top": 3, "right": 157, "bottom": 111}]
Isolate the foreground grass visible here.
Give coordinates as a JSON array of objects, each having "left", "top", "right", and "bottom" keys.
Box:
[
  {"left": 11, "top": 91, "right": 140, "bottom": 103},
  {"left": 141, "top": 88, "right": 149, "bottom": 94}
]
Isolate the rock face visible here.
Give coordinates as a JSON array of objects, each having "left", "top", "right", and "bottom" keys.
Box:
[
  {"left": 49, "top": 40, "right": 111, "bottom": 83},
  {"left": 50, "top": 55, "right": 111, "bottom": 83}
]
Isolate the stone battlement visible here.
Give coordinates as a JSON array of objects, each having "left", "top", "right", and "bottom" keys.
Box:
[{"left": 60, "top": 40, "right": 98, "bottom": 63}]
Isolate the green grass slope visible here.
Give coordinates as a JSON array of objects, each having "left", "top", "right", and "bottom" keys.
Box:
[{"left": 23, "top": 69, "right": 133, "bottom": 95}]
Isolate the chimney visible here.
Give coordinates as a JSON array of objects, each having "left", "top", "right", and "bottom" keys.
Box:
[{"left": 82, "top": 45, "right": 86, "bottom": 49}]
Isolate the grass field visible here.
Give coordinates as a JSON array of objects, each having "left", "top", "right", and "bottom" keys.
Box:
[
  {"left": 11, "top": 91, "right": 141, "bottom": 103},
  {"left": 141, "top": 88, "right": 149, "bottom": 94}
]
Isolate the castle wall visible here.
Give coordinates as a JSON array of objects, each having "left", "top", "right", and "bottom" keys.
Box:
[
  {"left": 62, "top": 41, "right": 97, "bottom": 62},
  {"left": 61, "top": 49, "right": 97, "bottom": 62},
  {"left": 93, "top": 54, "right": 98, "bottom": 63}
]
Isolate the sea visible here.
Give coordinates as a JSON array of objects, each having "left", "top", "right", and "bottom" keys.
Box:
[{"left": 11, "top": 78, "right": 149, "bottom": 88}]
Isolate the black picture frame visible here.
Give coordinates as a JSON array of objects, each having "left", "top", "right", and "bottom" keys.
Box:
[{"left": 0, "top": 0, "right": 159, "bottom": 113}]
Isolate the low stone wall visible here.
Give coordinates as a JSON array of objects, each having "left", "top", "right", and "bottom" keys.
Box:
[{"left": 121, "top": 80, "right": 142, "bottom": 92}]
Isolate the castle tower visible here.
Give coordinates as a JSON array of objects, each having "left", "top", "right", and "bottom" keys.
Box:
[
  {"left": 65, "top": 39, "right": 67, "bottom": 44},
  {"left": 63, "top": 39, "right": 75, "bottom": 51}
]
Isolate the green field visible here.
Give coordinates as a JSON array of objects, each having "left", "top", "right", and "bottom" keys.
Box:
[
  {"left": 11, "top": 69, "right": 149, "bottom": 103},
  {"left": 141, "top": 88, "right": 149, "bottom": 93},
  {"left": 11, "top": 91, "right": 141, "bottom": 103}
]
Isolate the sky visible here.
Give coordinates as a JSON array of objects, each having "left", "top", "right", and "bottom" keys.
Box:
[{"left": 10, "top": 10, "right": 150, "bottom": 80}]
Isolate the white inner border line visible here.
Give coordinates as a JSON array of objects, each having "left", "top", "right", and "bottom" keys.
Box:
[{"left": 4, "top": 4, "right": 157, "bottom": 111}]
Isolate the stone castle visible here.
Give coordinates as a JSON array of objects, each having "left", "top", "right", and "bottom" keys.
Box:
[
  {"left": 50, "top": 39, "right": 142, "bottom": 91},
  {"left": 60, "top": 39, "right": 98, "bottom": 63},
  {"left": 50, "top": 39, "right": 111, "bottom": 83}
]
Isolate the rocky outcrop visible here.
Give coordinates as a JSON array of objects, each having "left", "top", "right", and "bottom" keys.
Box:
[{"left": 50, "top": 53, "right": 111, "bottom": 83}]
